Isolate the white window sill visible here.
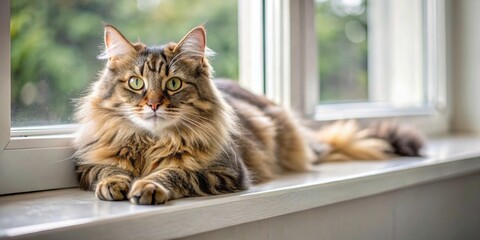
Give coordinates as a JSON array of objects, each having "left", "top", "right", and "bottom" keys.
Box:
[
  {"left": 313, "top": 102, "right": 436, "bottom": 121},
  {"left": 1, "top": 134, "right": 480, "bottom": 240}
]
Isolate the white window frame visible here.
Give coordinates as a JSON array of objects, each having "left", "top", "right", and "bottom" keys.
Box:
[
  {"left": 369, "top": 0, "right": 426, "bottom": 107},
  {"left": 264, "top": 0, "right": 449, "bottom": 135},
  {"left": 0, "top": 0, "right": 83, "bottom": 195},
  {"left": 0, "top": 0, "right": 10, "bottom": 153},
  {"left": 238, "top": 0, "right": 264, "bottom": 95}
]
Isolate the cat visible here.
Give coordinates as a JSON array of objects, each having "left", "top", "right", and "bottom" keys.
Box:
[{"left": 73, "top": 25, "right": 424, "bottom": 205}]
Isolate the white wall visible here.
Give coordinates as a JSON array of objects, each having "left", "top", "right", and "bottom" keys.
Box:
[{"left": 451, "top": 0, "right": 480, "bottom": 133}]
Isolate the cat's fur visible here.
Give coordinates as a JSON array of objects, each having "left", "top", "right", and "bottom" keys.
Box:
[{"left": 74, "top": 25, "right": 424, "bottom": 205}]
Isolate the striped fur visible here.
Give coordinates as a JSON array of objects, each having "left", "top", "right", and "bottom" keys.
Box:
[{"left": 74, "top": 25, "right": 425, "bottom": 205}]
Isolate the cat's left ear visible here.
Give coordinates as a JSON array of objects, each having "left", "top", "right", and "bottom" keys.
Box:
[
  {"left": 174, "top": 26, "right": 206, "bottom": 56},
  {"left": 99, "top": 25, "right": 137, "bottom": 60}
]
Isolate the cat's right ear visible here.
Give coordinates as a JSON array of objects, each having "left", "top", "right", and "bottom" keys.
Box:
[{"left": 99, "top": 25, "right": 136, "bottom": 61}]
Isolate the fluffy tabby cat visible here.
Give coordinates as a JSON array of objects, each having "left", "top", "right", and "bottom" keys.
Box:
[{"left": 74, "top": 25, "right": 424, "bottom": 205}]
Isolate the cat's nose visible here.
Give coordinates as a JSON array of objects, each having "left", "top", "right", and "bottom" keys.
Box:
[{"left": 147, "top": 102, "right": 160, "bottom": 112}]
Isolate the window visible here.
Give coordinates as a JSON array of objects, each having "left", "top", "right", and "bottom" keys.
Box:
[
  {"left": 315, "top": 0, "right": 369, "bottom": 104},
  {"left": 263, "top": 0, "right": 447, "bottom": 128},
  {"left": 311, "top": 0, "right": 447, "bottom": 119},
  {"left": 314, "top": 0, "right": 427, "bottom": 106}
]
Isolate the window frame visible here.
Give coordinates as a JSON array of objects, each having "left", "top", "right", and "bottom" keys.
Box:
[
  {"left": 368, "top": 0, "right": 426, "bottom": 107},
  {"left": 0, "top": 0, "right": 10, "bottom": 152},
  {"left": 238, "top": 0, "right": 264, "bottom": 95},
  {"left": 264, "top": 0, "right": 449, "bottom": 135},
  {"left": 0, "top": 0, "right": 86, "bottom": 195}
]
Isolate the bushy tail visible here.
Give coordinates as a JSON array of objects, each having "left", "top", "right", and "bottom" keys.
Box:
[
  {"left": 367, "top": 121, "right": 425, "bottom": 157},
  {"left": 314, "top": 120, "right": 425, "bottom": 162}
]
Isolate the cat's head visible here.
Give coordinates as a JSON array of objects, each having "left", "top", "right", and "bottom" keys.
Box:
[{"left": 90, "top": 25, "right": 225, "bottom": 135}]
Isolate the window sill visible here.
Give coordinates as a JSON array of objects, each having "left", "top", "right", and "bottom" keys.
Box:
[
  {"left": 1, "top": 134, "right": 480, "bottom": 240},
  {"left": 313, "top": 102, "right": 437, "bottom": 121}
]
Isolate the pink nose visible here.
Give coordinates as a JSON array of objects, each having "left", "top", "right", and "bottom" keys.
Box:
[{"left": 148, "top": 102, "right": 160, "bottom": 111}]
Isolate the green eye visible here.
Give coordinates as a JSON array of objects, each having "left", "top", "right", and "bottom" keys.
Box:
[
  {"left": 166, "top": 77, "right": 182, "bottom": 91},
  {"left": 128, "top": 77, "right": 144, "bottom": 90}
]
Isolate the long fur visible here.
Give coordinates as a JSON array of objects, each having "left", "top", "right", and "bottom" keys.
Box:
[
  {"left": 74, "top": 25, "right": 425, "bottom": 205},
  {"left": 315, "top": 120, "right": 392, "bottom": 162}
]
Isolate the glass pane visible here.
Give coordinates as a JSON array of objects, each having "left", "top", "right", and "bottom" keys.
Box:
[
  {"left": 11, "top": 0, "right": 238, "bottom": 127},
  {"left": 315, "top": 0, "right": 368, "bottom": 104}
]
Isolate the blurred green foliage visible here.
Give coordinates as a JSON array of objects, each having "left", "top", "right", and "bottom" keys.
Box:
[
  {"left": 11, "top": 0, "right": 238, "bottom": 127},
  {"left": 315, "top": 0, "right": 368, "bottom": 103}
]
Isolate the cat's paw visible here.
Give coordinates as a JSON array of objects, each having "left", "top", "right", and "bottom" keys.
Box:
[
  {"left": 95, "top": 176, "right": 131, "bottom": 201},
  {"left": 128, "top": 179, "right": 170, "bottom": 205}
]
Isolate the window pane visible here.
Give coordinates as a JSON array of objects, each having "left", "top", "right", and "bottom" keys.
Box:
[
  {"left": 315, "top": 0, "right": 368, "bottom": 104},
  {"left": 315, "top": 0, "right": 426, "bottom": 108},
  {"left": 11, "top": 0, "right": 238, "bottom": 127}
]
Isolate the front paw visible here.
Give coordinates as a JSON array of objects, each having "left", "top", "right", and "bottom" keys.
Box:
[
  {"left": 128, "top": 179, "right": 169, "bottom": 205},
  {"left": 95, "top": 176, "right": 131, "bottom": 201}
]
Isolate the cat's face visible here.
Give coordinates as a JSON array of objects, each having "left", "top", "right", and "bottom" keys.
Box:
[{"left": 95, "top": 25, "right": 217, "bottom": 134}]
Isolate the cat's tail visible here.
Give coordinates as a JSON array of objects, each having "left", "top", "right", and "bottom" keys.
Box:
[{"left": 313, "top": 120, "right": 425, "bottom": 162}]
